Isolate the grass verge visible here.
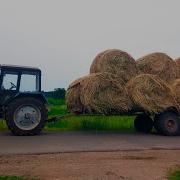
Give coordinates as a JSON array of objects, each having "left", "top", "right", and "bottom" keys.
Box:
[
  {"left": 45, "top": 115, "right": 135, "bottom": 132},
  {"left": 0, "top": 176, "right": 37, "bottom": 180},
  {"left": 0, "top": 121, "right": 7, "bottom": 131},
  {"left": 168, "top": 168, "right": 180, "bottom": 180}
]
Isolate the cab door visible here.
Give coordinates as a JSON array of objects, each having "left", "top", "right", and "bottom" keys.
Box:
[{"left": 0, "top": 72, "right": 20, "bottom": 105}]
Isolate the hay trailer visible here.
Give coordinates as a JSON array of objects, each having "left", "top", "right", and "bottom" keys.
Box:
[
  {"left": 0, "top": 64, "right": 179, "bottom": 136},
  {"left": 48, "top": 107, "right": 180, "bottom": 136}
]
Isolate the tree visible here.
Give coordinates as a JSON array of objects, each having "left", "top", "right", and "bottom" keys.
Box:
[{"left": 43, "top": 88, "right": 66, "bottom": 99}]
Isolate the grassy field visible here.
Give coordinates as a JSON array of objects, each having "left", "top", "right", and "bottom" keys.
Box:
[
  {"left": 0, "top": 176, "right": 37, "bottom": 180},
  {"left": 0, "top": 98, "right": 135, "bottom": 132},
  {"left": 0, "top": 121, "right": 7, "bottom": 131},
  {"left": 168, "top": 169, "right": 180, "bottom": 180}
]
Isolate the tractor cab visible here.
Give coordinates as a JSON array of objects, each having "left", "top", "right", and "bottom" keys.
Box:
[
  {"left": 0, "top": 65, "right": 41, "bottom": 101},
  {"left": 0, "top": 65, "right": 47, "bottom": 136}
]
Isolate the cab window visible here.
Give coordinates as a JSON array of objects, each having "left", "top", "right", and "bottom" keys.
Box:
[
  {"left": 20, "top": 74, "right": 39, "bottom": 92},
  {"left": 2, "top": 73, "right": 18, "bottom": 90}
]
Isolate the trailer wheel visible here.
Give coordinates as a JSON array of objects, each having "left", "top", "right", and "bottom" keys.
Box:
[
  {"left": 134, "top": 114, "right": 153, "bottom": 133},
  {"left": 154, "top": 111, "right": 180, "bottom": 136},
  {"left": 6, "top": 97, "right": 47, "bottom": 136},
  {"left": 154, "top": 114, "right": 162, "bottom": 133}
]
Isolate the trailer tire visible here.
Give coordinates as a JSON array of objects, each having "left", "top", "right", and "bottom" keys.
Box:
[
  {"left": 154, "top": 111, "right": 180, "bottom": 136},
  {"left": 154, "top": 114, "right": 162, "bottom": 133},
  {"left": 134, "top": 114, "right": 153, "bottom": 133},
  {"left": 6, "top": 97, "right": 47, "bottom": 136}
]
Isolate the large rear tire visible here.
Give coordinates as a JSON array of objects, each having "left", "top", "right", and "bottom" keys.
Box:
[
  {"left": 6, "top": 97, "right": 47, "bottom": 136},
  {"left": 154, "top": 111, "right": 180, "bottom": 136},
  {"left": 134, "top": 114, "right": 153, "bottom": 133}
]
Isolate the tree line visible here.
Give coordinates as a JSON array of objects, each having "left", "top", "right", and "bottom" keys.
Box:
[{"left": 43, "top": 88, "right": 66, "bottom": 99}]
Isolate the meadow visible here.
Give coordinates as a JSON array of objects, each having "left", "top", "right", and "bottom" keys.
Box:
[
  {"left": 168, "top": 169, "right": 180, "bottom": 180},
  {"left": 0, "top": 98, "right": 135, "bottom": 132}
]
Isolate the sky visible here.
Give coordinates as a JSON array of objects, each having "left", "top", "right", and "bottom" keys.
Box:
[{"left": 0, "top": 0, "right": 179, "bottom": 90}]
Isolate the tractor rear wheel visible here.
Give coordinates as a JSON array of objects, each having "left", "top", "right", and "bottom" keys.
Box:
[
  {"left": 134, "top": 114, "right": 153, "bottom": 133},
  {"left": 154, "top": 111, "right": 180, "bottom": 136},
  {"left": 6, "top": 97, "right": 47, "bottom": 136}
]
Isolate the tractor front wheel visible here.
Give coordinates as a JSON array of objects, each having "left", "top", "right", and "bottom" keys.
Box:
[{"left": 6, "top": 97, "right": 47, "bottom": 136}]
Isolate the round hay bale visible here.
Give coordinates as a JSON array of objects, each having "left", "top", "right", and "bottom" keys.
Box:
[
  {"left": 126, "top": 74, "right": 177, "bottom": 113},
  {"left": 90, "top": 49, "right": 138, "bottom": 82},
  {"left": 175, "top": 58, "right": 180, "bottom": 78},
  {"left": 137, "top": 52, "right": 177, "bottom": 82},
  {"left": 66, "top": 76, "right": 88, "bottom": 114},
  {"left": 90, "top": 49, "right": 110, "bottom": 73},
  {"left": 172, "top": 79, "right": 180, "bottom": 105},
  {"left": 80, "top": 73, "right": 132, "bottom": 114}
]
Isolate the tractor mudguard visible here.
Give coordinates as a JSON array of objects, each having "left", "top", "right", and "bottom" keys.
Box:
[{"left": 3, "top": 92, "right": 48, "bottom": 106}]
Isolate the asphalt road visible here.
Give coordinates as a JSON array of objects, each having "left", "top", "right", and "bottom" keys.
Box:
[{"left": 0, "top": 131, "right": 180, "bottom": 155}]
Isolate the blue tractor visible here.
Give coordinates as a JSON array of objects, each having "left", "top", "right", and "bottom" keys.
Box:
[{"left": 0, "top": 65, "right": 47, "bottom": 136}]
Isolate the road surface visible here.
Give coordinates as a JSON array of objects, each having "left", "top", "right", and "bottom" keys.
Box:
[{"left": 0, "top": 131, "right": 180, "bottom": 154}]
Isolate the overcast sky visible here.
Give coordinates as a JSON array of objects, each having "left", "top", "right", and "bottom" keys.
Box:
[{"left": 0, "top": 0, "right": 179, "bottom": 90}]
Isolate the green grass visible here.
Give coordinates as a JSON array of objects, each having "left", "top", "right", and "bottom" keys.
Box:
[
  {"left": 47, "top": 98, "right": 65, "bottom": 106},
  {"left": 47, "top": 97, "right": 67, "bottom": 116},
  {"left": 0, "top": 176, "right": 36, "bottom": 180},
  {"left": 48, "top": 104, "right": 67, "bottom": 116},
  {"left": 0, "top": 98, "right": 135, "bottom": 132},
  {"left": 168, "top": 169, "right": 180, "bottom": 180},
  {"left": 0, "top": 120, "right": 7, "bottom": 131},
  {"left": 45, "top": 115, "right": 134, "bottom": 132},
  {"left": 46, "top": 98, "right": 135, "bottom": 131}
]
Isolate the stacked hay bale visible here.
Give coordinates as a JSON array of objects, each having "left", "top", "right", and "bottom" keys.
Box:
[
  {"left": 90, "top": 49, "right": 138, "bottom": 82},
  {"left": 80, "top": 73, "right": 132, "bottom": 114},
  {"left": 172, "top": 56, "right": 180, "bottom": 107},
  {"left": 67, "top": 49, "right": 137, "bottom": 114},
  {"left": 126, "top": 74, "right": 177, "bottom": 113},
  {"left": 170, "top": 58, "right": 180, "bottom": 108},
  {"left": 133, "top": 52, "right": 178, "bottom": 113},
  {"left": 172, "top": 79, "right": 180, "bottom": 105},
  {"left": 136, "top": 52, "right": 177, "bottom": 83},
  {"left": 175, "top": 58, "right": 180, "bottom": 78},
  {"left": 66, "top": 50, "right": 179, "bottom": 115},
  {"left": 66, "top": 76, "right": 87, "bottom": 114}
]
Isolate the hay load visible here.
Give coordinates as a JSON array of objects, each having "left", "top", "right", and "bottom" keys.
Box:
[
  {"left": 172, "top": 79, "right": 180, "bottom": 104},
  {"left": 137, "top": 52, "right": 177, "bottom": 82},
  {"left": 175, "top": 58, "right": 180, "bottom": 78},
  {"left": 80, "top": 73, "right": 132, "bottom": 114},
  {"left": 67, "top": 49, "right": 179, "bottom": 116},
  {"left": 66, "top": 76, "right": 88, "bottom": 114},
  {"left": 126, "top": 74, "right": 177, "bottom": 113},
  {"left": 90, "top": 49, "right": 138, "bottom": 82},
  {"left": 66, "top": 72, "right": 132, "bottom": 115},
  {"left": 90, "top": 49, "right": 109, "bottom": 73}
]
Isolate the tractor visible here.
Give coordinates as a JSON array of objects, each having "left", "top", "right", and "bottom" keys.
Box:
[{"left": 0, "top": 65, "right": 47, "bottom": 136}]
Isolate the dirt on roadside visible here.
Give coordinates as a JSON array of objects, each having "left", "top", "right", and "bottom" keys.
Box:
[{"left": 0, "top": 150, "right": 180, "bottom": 180}]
